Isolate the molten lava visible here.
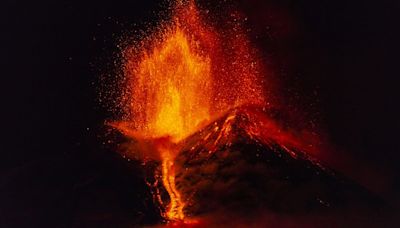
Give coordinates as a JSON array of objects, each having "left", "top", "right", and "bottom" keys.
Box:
[
  {"left": 112, "top": 0, "right": 266, "bottom": 222},
  {"left": 102, "top": 1, "right": 387, "bottom": 227},
  {"left": 129, "top": 28, "right": 212, "bottom": 141},
  {"left": 160, "top": 148, "right": 185, "bottom": 220}
]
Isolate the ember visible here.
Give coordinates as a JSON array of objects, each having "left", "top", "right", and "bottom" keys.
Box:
[{"left": 111, "top": 0, "right": 266, "bottom": 222}]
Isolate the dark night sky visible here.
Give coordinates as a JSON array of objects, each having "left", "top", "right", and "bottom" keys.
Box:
[{"left": 1, "top": 0, "right": 399, "bottom": 226}]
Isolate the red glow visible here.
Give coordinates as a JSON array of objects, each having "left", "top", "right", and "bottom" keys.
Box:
[{"left": 108, "top": 0, "right": 320, "bottom": 223}]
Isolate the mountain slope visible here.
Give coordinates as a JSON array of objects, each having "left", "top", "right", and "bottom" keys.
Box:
[{"left": 172, "top": 106, "right": 384, "bottom": 219}]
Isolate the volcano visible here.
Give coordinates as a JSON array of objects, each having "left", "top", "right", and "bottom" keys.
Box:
[
  {"left": 172, "top": 106, "right": 383, "bottom": 217},
  {"left": 113, "top": 106, "right": 386, "bottom": 227},
  {"left": 106, "top": 1, "right": 390, "bottom": 226}
]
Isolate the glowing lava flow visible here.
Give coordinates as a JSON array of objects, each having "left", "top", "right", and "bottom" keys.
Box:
[
  {"left": 160, "top": 148, "right": 185, "bottom": 220},
  {"left": 112, "top": 0, "right": 266, "bottom": 222}
]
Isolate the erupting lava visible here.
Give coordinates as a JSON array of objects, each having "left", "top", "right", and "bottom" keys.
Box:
[
  {"left": 129, "top": 28, "right": 212, "bottom": 141},
  {"left": 102, "top": 1, "right": 388, "bottom": 227},
  {"left": 112, "top": 0, "right": 266, "bottom": 222}
]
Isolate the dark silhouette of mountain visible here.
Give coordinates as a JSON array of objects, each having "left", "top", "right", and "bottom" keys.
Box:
[
  {"left": 0, "top": 106, "right": 393, "bottom": 227},
  {"left": 169, "top": 106, "right": 389, "bottom": 226}
]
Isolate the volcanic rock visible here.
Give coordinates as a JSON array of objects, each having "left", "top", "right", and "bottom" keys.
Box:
[{"left": 171, "top": 106, "right": 386, "bottom": 223}]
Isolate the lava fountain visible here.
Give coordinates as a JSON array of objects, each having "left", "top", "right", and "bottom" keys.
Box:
[
  {"left": 111, "top": 0, "right": 267, "bottom": 222},
  {"left": 104, "top": 0, "right": 387, "bottom": 227}
]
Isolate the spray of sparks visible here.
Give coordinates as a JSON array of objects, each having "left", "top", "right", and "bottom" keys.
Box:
[{"left": 111, "top": 0, "right": 267, "bottom": 222}]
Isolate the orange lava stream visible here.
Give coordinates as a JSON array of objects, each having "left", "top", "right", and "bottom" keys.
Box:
[{"left": 161, "top": 149, "right": 185, "bottom": 220}]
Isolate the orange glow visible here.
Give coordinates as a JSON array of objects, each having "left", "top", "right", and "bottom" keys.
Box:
[
  {"left": 129, "top": 28, "right": 211, "bottom": 141},
  {"left": 161, "top": 148, "right": 185, "bottom": 220},
  {"left": 112, "top": 0, "right": 267, "bottom": 222}
]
